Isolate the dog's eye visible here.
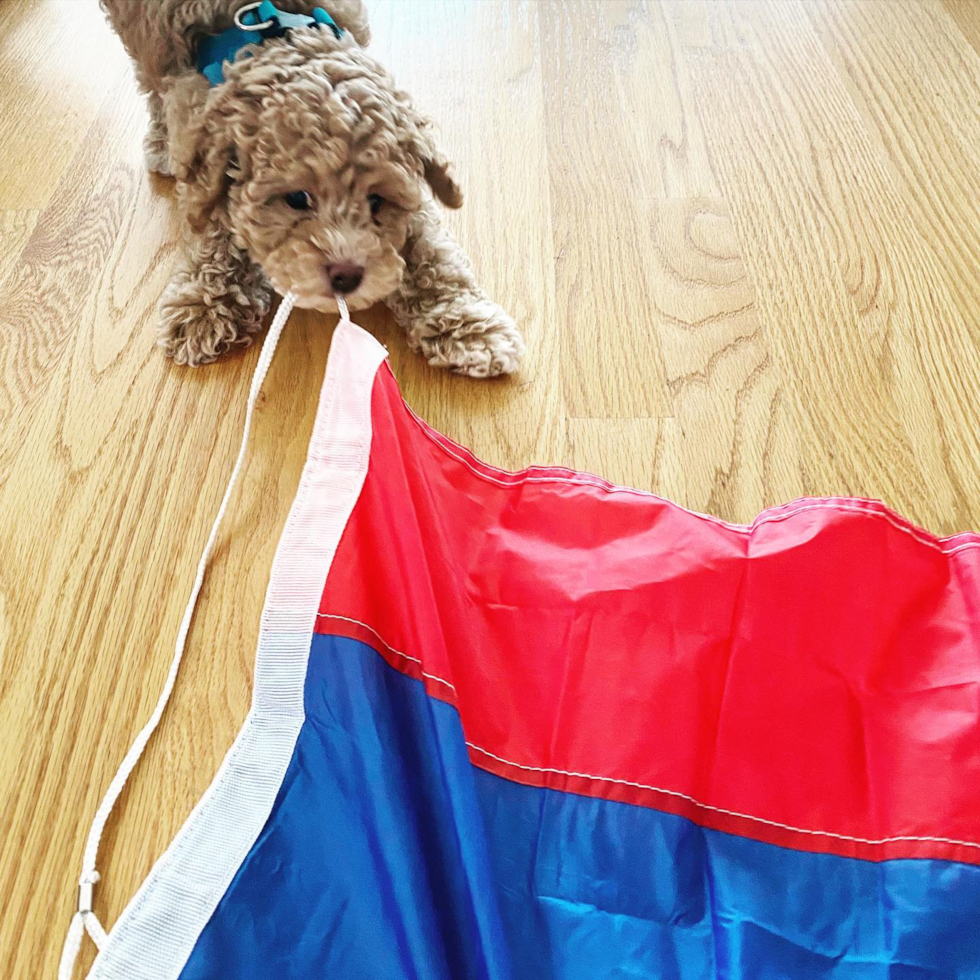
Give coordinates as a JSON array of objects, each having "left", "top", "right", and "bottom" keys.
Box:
[
  {"left": 283, "top": 191, "right": 314, "bottom": 211},
  {"left": 368, "top": 193, "right": 384, "bottom": 217}
]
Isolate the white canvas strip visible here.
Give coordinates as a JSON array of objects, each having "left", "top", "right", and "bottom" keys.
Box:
[{"left": 74, "top": 303, "right": 386, "bottom": 980}]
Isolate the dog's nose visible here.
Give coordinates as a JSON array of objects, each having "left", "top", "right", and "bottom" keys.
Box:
[{"left": 327, "top": 262, "right": 364, "bottom": 295}]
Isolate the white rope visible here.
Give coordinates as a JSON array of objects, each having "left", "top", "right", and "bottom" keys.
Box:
[
  {"left": 58, "top": 909, "right": 85, "bottom": 980},
  {"left": 58, "top": 292, "right": 349, "bottom": 979}
]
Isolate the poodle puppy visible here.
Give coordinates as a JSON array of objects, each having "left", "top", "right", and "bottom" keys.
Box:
[{"left": 100, "top": 0, "right": 524, "bottom": 377}]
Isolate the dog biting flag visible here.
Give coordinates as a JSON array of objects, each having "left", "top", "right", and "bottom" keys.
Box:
[{"left": 69, "top": 300, "right": 980, "bottom": 979}]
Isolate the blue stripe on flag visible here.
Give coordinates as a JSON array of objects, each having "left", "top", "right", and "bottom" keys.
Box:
[{"left": 178, "top": 634, "right": 980, "bottom": 979}]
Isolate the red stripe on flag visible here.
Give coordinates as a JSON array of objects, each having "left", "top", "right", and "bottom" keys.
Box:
[{"left": 318, "top": 365, "right": 980, "bottom": 865}]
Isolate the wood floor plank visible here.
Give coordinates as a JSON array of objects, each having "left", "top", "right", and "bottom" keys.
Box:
[
  {"left": 645, "top": 192, "right": 796, "bottom": 519},
  {"left": 0, "top": 81, "right": 167, "bottom": 467},
  {"left": 0, "top": 0, "right": 131, "bottom": 209},
  {"left": 4, "top": 1, "right": 980, "bottom": 977},
  {"left": 806, "top": 0, "right": 980, "bottom": 320},
  {"left": 0, "top": 210, "right": 40, "bottom": 288},
  {"left": 675, "top": 0, "right": 980, "bottom": 531},
  {"left": 941, "top": 0, "right": 980, "bottom": 56},
  {"left": 566, "top": 417, "right": 671, "bottom": 493},
  {"left": 540, "top": 0, "right": 681, "bottom": 420}
]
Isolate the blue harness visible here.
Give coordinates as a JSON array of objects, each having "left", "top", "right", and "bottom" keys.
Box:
[{"left": 197, "top": 1, "right": 343, "bottom": 86}]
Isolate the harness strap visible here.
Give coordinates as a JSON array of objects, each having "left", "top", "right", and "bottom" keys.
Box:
[
  {"left": 59, "top": 294, "right": 351, "bottom": 979},
  {"left": 198, "top": 2, "right": 344, "bottom": 86}
]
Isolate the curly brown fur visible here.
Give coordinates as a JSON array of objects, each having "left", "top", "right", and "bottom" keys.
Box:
[
  {"left": 158, "top": 219, "right": 272, "bottom": 364},
  {"left": 390, "top": 204, "right": 524, "bottom": 377},
  {"left": 100, "top": 0, "right": 523, "bottom": 375}
]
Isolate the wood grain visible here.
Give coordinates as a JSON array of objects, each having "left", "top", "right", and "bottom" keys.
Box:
[
  {"left": 0, "top": 0, "right": 131, "bottom": 209},
  {"left": 3, "top": 1, "right": 980, "bottom": 977}
]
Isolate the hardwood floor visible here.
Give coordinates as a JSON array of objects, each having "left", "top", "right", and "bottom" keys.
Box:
[{"left": 3, "top": 1, "right": 980, "bottom": 976}]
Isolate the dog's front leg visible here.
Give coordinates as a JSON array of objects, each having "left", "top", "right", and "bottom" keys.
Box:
[
  {"left": 144, "top": 90, "right": 172, "bottom": 176},
  {"left": 386, "top": 203, "right": 524, "bottom": 378},
  {"left": 158, "top": 212, "right": 272, "bottom": 366}
]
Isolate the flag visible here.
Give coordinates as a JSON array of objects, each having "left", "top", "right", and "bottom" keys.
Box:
[{"left": 88, "top": 317, "right": 980, "bottom": 980}]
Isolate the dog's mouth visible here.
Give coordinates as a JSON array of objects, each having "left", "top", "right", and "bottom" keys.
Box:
[
  {"left": 299, "top": 262, "right": 374, "bottom": 311},
  {"left": 265, "top": 268, "right": 370, "bottom": 311},
  {"left": 289, "top": 285, "right": 375, "bottom": 313},
  {"left": 262, "top": 249, "right": 401, "bottom": 313}
]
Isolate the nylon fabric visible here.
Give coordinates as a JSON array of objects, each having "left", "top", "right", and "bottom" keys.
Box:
[
  {"left": 75, "top": 308, "right": 980, "bottom": 980},
  {"left": 318, "top": 362, "right": 980, "bottom": 865}
]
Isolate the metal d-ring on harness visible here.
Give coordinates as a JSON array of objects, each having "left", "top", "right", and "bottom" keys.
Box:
[
  {"left": 233, "top": 0, "right": 343, "bottom": 34},
  {"left": 233, "top": 1, "right": 276, "bottom": 31}
]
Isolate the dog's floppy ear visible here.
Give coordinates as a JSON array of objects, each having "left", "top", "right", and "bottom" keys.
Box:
[
  {"left": 408, "top": 119, "right": 463, "bottom": 209},
  {"left": 328, "top": 0, "right": 372, "bottom": 47},
  {"left": 168, "top": 77, "right": 240, "bottom": 231},
  {"left": 423, "top": 151, "right": 464, "bottom": 209},
  {"left": 180, "top": 133, "right": 238, "bottom": 232}
]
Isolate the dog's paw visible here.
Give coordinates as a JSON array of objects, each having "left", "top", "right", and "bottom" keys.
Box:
[
  {"left": 158, "top": 276, "right": 270, "bottom": 366},
  {"left": 143, "top": 134, "right": 173, "bottom": 177},
  {"left": 420, "top": 303, "right": 525, "bottom": 379},
  {"left": 145, "top": 146, "right": 173, "bottom": 177}
]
